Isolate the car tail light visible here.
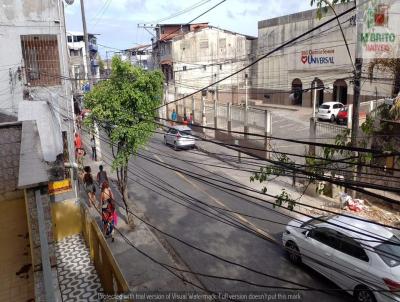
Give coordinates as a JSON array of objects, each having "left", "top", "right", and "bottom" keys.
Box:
[
  {"left": 383, "top": 278, "right": 400, "bottom": 292},
  {"left": 176, "top": 132, "right": 182, "bottom": 140}
]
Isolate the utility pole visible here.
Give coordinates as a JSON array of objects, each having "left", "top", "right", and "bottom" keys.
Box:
[
  {"left": 312, "top": 78, "right": 317, "bottom": 119},
  {"left": 80, "top": 0, "right": 93, "bottom": 90},
  {"left": 350, "top": 2, "right": 363, "bottom": 146},
  {"left": 245, "top": 73, "right": 249, "bottom": 109}
]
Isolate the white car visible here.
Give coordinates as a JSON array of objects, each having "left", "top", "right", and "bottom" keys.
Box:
[
  {"left": 317, "top": 102, "right": 345, "bottom": 122},
  {"left": 282, "top": 214, "right": 400, "bottom": 302},
  {"left": 164, "top": 125, "right": 195, "bottom": 150}
]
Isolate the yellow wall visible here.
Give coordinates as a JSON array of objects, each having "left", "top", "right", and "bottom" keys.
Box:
[{"left": 51, "top": 199, "right": 82, "bottom": 241}]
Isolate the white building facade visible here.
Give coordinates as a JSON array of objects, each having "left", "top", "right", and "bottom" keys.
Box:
[
  {"left": 0, "top": 0, "right": 76, "bottom": 194},
  {"left": 66, "top": 31, "right": 100, "bottom": 92},
  {"left": 252, "top": 3, "right": 393, "bottom": 107},
  {"left": 169, "top": 26, "right": 256, "bottom": 104}
]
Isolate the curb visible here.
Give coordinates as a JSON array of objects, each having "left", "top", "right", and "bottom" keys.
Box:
[{"left": 252, "top": 104, "right": 299, "bottom": 111}]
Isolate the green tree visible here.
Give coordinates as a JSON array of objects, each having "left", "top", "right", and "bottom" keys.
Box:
[
  {"left": 84, "top": 56, "right": 164, "bottom": 224},
  {"left": 310, "top": 0, "right": 351, "bottom": 19},
  {"left": 368, "top": 59, "right": 400, "bottom": 120}
]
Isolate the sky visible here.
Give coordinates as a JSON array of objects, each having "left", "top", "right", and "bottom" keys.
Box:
[{"left": 64, "top": 0, "right": 311, "bottom": 57}]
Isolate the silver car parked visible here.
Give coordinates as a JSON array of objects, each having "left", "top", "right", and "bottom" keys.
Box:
[{"left": 164, "top": 125, "right": 195, "bottom": 150}]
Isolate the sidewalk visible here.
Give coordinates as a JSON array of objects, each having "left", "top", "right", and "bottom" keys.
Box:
[
  {"left": 193, "top": 130, "right": 400, "bottom": 227},
  {"left": 80, "top": 131, "right": 199, "bottom": 292}
]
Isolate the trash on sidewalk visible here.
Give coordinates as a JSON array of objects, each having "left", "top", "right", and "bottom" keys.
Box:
[{"left": 340, "top": 192, "right": 365, "bottom": 212}]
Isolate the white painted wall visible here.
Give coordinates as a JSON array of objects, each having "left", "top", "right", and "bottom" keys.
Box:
[
  {"left": 0, "top": 0, "right": 74, "bottom": 161},
  {"left": 255, "top": 4, "right": 392, "bottom": 105},
  {"left": 171, "top": 27, "right": 253, "bottom": 102},
  {"left": 0, "top": 0, "right": 72, "bottom": 116}
]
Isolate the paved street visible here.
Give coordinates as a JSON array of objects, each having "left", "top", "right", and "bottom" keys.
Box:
[{"left": 99, "top": 132, "right": 352, "bottom": 301}]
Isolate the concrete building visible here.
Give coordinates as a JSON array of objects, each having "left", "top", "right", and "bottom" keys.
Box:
[
  {"left": 123, "top": 44, "right": 153, "bottom": 70},
  {"left": 66, "top": 31, "right": 100, "bottom": 91},
  {"left": 152, "top": 23, "right": 209, "bottom": 82},
  {"left": 172, "top": 26, "right": 256, "bottom": 104},
  {"left": 0, "top": 1, "right": 79, "bottom": 300},
  {"left": 251, "top": 3, "right": 393, "bottom": 107},
  {"left": 153, "top": 23, "right": 256, "bottom": 104}
]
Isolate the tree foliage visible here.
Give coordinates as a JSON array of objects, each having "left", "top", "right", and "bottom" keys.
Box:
[
  {"left": 84, "top": 56, "right": 164, "bottom": 223},
  {"left": 310, "top": 0, "right": 351, "bottom": 19},
  {"left": 368, "top": 58, "right": 400, "bottom": 96}
]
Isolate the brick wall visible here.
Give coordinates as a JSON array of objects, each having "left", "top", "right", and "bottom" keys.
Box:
[{"left": 0, "top": 123, "right": 21, "bottom": 197}]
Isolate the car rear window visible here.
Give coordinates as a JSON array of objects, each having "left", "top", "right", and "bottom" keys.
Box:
[
  {"left": 375, "top": 236, "right": 400, "bottom": 267},
  {"left": 320, "top": 105, "right": 330, "bottom": 109},
  {"left": 180, "top": 130, "right": 192, "bottom": 136}
]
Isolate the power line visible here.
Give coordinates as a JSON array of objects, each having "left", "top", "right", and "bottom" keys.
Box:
[
  {"left": 154, "top": 5, "right": 357, "bottom": 110},
  {"left": 86, "top": 142, "right": 399, "bottom": 298}
]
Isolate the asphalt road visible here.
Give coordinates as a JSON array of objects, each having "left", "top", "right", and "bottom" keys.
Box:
[{"left": 101, "top": 132, "right": 352, "bottom": 302}]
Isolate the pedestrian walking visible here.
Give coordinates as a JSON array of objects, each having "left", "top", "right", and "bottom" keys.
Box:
[
  {"left": 76, "top": 114, "right": 82, "bottom": 130},
  {"left": 101, "top": 181, "right": 115, "bottom": 241},
  {"left": 83, "top": 170, "right": 97, "bottom": 208},
  {"left": 74, "top": 132, "right": 82, "bottom": 154},
  {"left": 171, "top": 109, "right": 177, "bottom": 125},
  {"left": 90, "top": 136, "right": 97, "bottom": 161},
  {"left": 96, "top": 165, "right": 108, "bottom": 189}
]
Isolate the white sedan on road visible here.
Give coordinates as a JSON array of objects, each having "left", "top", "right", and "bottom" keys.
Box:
[
  {"left": 282, "top": 214, "right": 400, "bottom": 302},
  {"left": 317, "top": 102, "right": 345, "bottom": 122},
  {"left": 164, "top": 125, "right": 195, "bottom": 150}
]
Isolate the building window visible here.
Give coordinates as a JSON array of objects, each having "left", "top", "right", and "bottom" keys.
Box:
[
  {"left": 183, "top": 66, "right": 187, "bottom": 71},
  {"left": 203, "top": 65, "right": 206, "bottom": 71},
  {"left": 219, "top": 38, "right": 226, "bottom": 48},
  {"left": 70, "top": 49, "right": 81, "bottom": 57},
  {"left": 67, "top": 35, "right": 72, "bottom": 43},
  {"left": 199, "top": 39, "right": 208, "bottom": 49},
  {"left": 237, "top": 39, "right": 243, "bottom": 52},
  {"left": 219, "top": 64, "right": 222, "bottom": 70},
  {"left": 73, "top": 35, "right": 84, "bottom": 43},
  {"left": 21, "top": 35, "right": 61, "bottom": 86}
]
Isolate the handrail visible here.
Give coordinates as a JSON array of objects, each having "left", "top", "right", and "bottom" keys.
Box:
[{"left": 80, "top": 202, "right": 130, "bottom": 295}]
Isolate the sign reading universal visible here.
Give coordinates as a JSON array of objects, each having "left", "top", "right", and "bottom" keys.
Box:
[
  {"left": 300, "top": 49, "right": 335, "bottom": 65},
  {"left": 359, "top": 0, "right": 400, "bottom": 59}
]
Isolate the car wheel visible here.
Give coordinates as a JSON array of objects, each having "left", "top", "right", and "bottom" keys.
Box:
[
  {"left": 354, "top": 286, "right": 376, "bottom": 302},
  {"left": 330, "top": 114, "right": 335, "bottom": 123},
  {"left": 173, "top": 142, "right": 178, "bottom": 151},
  {"left": 285, "top": 241, "right": 301, "bottom": 264}
]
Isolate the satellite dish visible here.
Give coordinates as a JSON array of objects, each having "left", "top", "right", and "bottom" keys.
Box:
[{"left": 64, "top": 0, "right": 74, "bottom": 5}]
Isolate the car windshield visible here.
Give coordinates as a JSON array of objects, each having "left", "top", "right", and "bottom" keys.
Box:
[
  {"left": 375, "top": 235, "right": 400, "bottom": 267},
  {"left": 180, "top": 130, "right": 192, "bottom": 136},
  {"left": 301, "top": 215, "right": 331, "bottom": 228},
  {"left": 320, "top": 105, "right": 330, "bottom": 109}
]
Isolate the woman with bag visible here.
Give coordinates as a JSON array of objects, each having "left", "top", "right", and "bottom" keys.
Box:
[{"left": 101, "top": 181, "right": 116, "bottom": 242}]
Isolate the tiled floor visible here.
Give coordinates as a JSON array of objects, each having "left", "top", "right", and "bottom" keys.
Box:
[
  {"left": 0, "top": 198, "right": 34, "bottom": 302},
  {"left": 56, "top": 234, "right": 102, "bottom": 301}
]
